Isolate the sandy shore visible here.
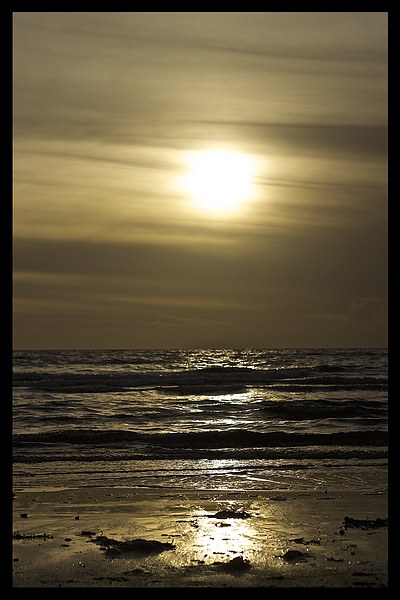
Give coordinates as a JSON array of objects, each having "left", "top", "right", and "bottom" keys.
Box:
[{"left": 12, "top": 485, "right": 388, "bottom": 588}]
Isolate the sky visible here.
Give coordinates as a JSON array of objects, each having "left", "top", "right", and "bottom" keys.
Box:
[{"left": 13, "top": 11, "right": 388, "bottom": 350}]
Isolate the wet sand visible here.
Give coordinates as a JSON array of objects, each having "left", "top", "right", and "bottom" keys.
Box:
[{"left": 12, "top": 486, "right": 388, "bottom": 588}]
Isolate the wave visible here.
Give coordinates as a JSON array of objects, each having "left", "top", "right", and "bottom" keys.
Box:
[
  {"left": 12, "top": 450, "right": 388, "bottom": 464},
  {"left": 258, "top": 398, "right": 387, "bottom": 420},
  {"left": 12, "top": 366, "right": 387, "bottom": 394},
  {"left": 13, "top": 427, "right": 388, "bottom": 448}
]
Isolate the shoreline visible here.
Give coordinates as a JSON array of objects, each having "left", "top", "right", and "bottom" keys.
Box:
[{"left": 12, "top": 485, "right": 388, "bottom": 588}]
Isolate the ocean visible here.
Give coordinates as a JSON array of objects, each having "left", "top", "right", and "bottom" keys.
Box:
[{"left": 12, "top": 348, "right": 388, "bottom": 493}]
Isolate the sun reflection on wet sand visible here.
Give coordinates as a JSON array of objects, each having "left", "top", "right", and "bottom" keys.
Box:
[
  {"left": 190, "top": 509, "right": 255, "bottom": 564},
  {"left": 13, "top": 487, "right": 388, "bottom": 587},
  {"left": 158, "top": 490, "right": 358, "bottom": 575},
  {"left": 160, "top": 496, "right": 282, "bottom": 572}
]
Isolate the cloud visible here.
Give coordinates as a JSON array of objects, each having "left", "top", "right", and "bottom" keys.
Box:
[
  {"left": 150, "top": 314, "right": 229, "bottom": 328},
  {"left": 185, "top": 121, "right": 387, "bottom": 159},
  {"left": 13, "top": 12, "right": 387, "bottom": 149},
  {"left": 347, "top": 297, "right": 387, "bottom": 323}
]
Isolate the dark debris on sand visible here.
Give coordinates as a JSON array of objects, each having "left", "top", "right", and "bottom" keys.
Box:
[
  {"left": 343, "top": 516, "right": 388, "bottom": 530},
  {"left": 209, "top": 510, "right": 252, "bottom": 519},
  {"left": 89, "top": 535, "right": 176, "bottom": 558},
  {"left": 281, "top": 550, "right": 309, "bottom": 562},
  {"left": 219, "top": 556, "right": 252, "bottom": 572},
  {"left": 13, "top": 531, "right": 54, "bottom": 540},
  {"left": 289, "top": 537, "right": 320, "bottom": 545}
]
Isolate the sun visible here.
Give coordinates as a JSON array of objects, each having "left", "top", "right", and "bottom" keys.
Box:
[{"left": 180, "top": 149, "right": 257, "bottom": 215}]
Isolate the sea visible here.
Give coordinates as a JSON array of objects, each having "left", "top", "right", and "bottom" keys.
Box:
[{"left": 12, "top": 348, "right": 388, "bottom": 493}]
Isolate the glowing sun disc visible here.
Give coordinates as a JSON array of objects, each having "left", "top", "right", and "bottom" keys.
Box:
[{"left": 181, "top": 149, "right": 256, "bottom": 214}]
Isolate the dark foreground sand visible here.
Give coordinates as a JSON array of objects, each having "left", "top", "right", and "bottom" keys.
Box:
[{"left": 12, "top": 486, "right": 388, "bottom": 588}]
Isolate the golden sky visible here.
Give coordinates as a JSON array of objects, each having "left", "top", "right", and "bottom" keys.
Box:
[{"left": 13, "top": 12, "right": 388, "bottom": 349}]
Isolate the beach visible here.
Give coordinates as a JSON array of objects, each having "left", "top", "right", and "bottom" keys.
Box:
[
  {"left": 12, "top": 348, "right": 388, "bottom": 588},
  {"left": 12, "top": 485, "right": 388, "bottom": 588}
]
